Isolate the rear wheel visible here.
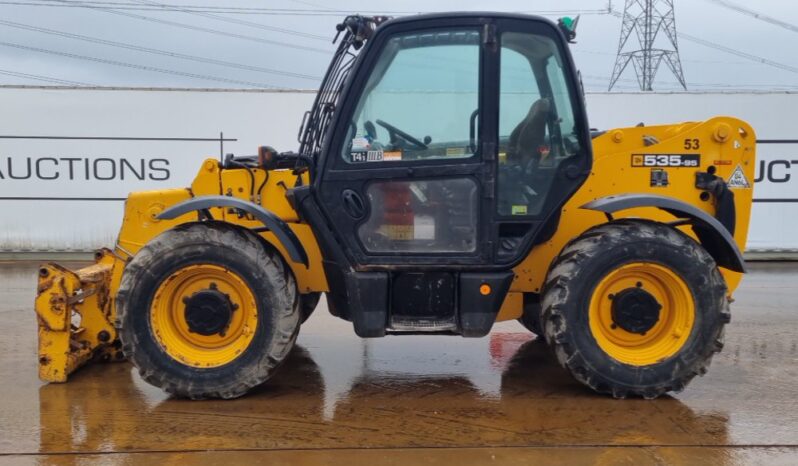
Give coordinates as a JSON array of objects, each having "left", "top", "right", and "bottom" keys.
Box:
[
  {"left": 116, "top": 222, "right": 300, "bottom": 399},
  {"left": 541, "top": 220, "right": 729, "bottom": 399}
]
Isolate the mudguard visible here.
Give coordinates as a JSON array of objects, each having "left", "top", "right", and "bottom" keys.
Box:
[
  {"left": 581, "top": 193, "right": 746, "bottom": 273},
  {"left": 158, "top": 195, "right": 309, "bottom": 267}
]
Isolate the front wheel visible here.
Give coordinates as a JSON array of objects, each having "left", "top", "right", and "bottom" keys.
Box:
[
  {"left": 116, "top": 222, "right": 300, "bottom": 399},
  {"left": 541, "top": 220, "right": 730, "bottom": 399}
]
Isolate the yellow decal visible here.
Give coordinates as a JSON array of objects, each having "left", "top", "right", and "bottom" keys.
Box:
[
  {"left": 511, "top": 205, "right": 528, "bottom": 215},
  {"left": 380, "top": 224, "right": 414, "bottom": 240}
]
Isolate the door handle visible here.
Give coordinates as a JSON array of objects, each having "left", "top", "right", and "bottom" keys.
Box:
[
  {"left": 469, "top": 109, "right": 479, "bottom": 153},
  {"left": 342, "top": 189, "right": 366, "bottom": 219}
]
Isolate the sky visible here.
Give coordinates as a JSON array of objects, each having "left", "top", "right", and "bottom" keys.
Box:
[{"left": 0, "top": 0, "right": 796, "bottom": 92}]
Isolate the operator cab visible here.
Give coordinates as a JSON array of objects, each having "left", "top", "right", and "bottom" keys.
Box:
[{"left": 293, "top": 13, "right": 591, "bottom": 337}]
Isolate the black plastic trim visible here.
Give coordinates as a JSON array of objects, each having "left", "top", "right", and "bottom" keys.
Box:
[
  {"left": 581, "top": 194, "right": 746, "bottom": 273},
  {"left": 459, "top": 271, "right": 514, "bottom": 337},
  {"left": 157, "top": 195, "right": 309, "bottom": 267}
]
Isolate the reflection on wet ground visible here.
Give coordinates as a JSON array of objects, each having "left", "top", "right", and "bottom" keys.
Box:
[{"left": 0, "top": 261, "right": 797, "bottom": 465}]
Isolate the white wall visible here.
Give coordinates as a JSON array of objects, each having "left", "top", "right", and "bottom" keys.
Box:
[
  {"left": 0, "top": 87, "right": 795, "bottom": 252},
  {"left": 0, "top": 87, "right": 315, "bottom": 251}
]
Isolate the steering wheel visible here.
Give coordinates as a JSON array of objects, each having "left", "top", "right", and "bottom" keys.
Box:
[{"left": 375, "top": 119, "right": 428, "bottom": 150}]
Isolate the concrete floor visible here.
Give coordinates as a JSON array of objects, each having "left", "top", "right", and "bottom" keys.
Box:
[{"left": 0, "top": 261, "right": 797, "bottom": 465}]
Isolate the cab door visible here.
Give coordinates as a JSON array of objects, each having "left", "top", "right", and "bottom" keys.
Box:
[
  {"left": 491, "top": 19, "right": 592, "bottom": 265},
  {"left": 314, "top": 15, "right": 591, "bottom": 270},
  {"left": 315, "top": 18, "right": 497, "bottom": 268}
]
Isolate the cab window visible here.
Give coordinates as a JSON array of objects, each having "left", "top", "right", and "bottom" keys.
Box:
[
  {"left": 341, "top": 30, "right": 481, "bottom": 163},
  {"left": 497, "top": 31, "right": 581, "bottom": 216}
]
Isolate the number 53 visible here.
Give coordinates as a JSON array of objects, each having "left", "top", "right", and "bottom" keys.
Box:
[{"left": 683, "top": 138, "right": 700, "bottom": 150}]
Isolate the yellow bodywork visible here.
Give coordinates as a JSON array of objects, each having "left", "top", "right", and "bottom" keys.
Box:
[
  {"left": 34, "top": 116, "right": 755, "bottom": 381},
  {"left": 502, "top": 117, "right": 756, "bottom": 320}
]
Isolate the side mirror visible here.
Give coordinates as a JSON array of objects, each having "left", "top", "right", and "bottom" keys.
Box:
[{"left": 557, "top": 15, "right": 580, "bottom": 43}]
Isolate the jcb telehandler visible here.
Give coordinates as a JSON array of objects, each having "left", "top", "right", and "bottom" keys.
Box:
[{"left": 35, "top": 13, "right": 755, "bottom": 399}]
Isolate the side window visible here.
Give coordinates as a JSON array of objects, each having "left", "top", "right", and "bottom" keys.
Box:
[
  {"left": 342, "top": 30, "right": 481, "bottom": 163},
  {"left": 497, "top": 32, "right": 581, "bottom": 216}
]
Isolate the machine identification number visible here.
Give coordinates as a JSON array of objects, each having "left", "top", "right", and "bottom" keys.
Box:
[{"left": 631, "top": 154, "right": 700, "bottom": 168}]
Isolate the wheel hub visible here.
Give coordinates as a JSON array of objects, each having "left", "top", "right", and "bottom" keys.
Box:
[
  {"left": 611, "top": 287, "right": 662, "bottom": 335},
  {"left": 183, "top": 288, "right": 235, "bottom": 336}
]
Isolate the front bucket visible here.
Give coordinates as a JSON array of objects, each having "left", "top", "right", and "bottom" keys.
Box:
[{"left": 34, "top": 249, "right": 123, "bottom": 382}]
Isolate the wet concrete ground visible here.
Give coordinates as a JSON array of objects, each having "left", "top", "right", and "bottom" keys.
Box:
[{"left": 0, "top": 261, "right": 797, "bottom": 465}]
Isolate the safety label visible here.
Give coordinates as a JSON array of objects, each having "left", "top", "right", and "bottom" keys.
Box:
[{"left": 727, "top": 164, "right": 751, "bottom": 189}]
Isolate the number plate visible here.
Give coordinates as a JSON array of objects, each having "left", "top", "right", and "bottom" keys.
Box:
[{"left": 631, "top": 154, "right": 700, "bottom": 168}]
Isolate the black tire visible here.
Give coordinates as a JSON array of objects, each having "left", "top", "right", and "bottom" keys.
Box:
[
  {"left": 541, "top": 219, "right": 729, "bottom": 399},
  {"left": 299, "top": 292, "right": 322, "bottom": 324},
  {"left": 116, "top": 222, "right": 300, "bottom": 399},
  {"left": 518, "top": 294, "right": 543, "bottom": 336}
]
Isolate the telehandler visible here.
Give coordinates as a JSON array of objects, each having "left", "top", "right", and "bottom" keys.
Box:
[{"left": 34, "top": 13, "right": 755, "bottom": 399}]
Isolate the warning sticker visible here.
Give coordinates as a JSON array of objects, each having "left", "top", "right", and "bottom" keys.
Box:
[
  {"left": 380, "top": 224, "right": 414, "bottom": 240},
  {"left": 351, "top": 137, "right": 371, "bottom": 151},
  {"left": 383, "top": 150, "right": 402, "bottom": 161},
  {"left": 727, "top": 164, "right": 751, "bottom": 189},
  {"left": 446, "top": 147, "right": 467, "bottom": 156},
  {"left": 414, "top": 215, "right": 435, "bottom": 240}
]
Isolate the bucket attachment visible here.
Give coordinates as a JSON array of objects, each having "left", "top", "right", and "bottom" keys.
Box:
[{"left": 35, "top": 249, "right": 123, "bottom": 382}]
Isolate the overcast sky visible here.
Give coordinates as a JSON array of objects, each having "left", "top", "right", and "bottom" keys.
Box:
[{"left": 0, "top": 0, "right": 796, "bottom": 92}]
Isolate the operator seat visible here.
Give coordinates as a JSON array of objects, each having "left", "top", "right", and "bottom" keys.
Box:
[
  {"left": 498, "top": 97, "right": 551, "bottom": 215},
  {"left": 507, "top": 97, "right": 551, "bottom": 166}
]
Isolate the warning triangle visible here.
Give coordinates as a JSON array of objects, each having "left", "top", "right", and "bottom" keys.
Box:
[{"left": 727, "top": 164, "right": 750, "bottom": 189}]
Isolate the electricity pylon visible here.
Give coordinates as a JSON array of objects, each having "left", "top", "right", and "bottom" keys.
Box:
[{"left": 609, "top": 0, "right": 687, "bottom": 91}]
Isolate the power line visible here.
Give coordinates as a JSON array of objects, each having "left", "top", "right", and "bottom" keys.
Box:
[
  {"left": 25, "top": 1, "right": 333, "bottom": 54},
  {"left": 0, "top": 68, "right": 93, "bottom": 85},
  {"left": 575, "top": 47, "right": 748, "bottom": 65},
  {"left": 1, "top": 1, "right": 612, "bottom": 16},
  {"left": 0, "top": 19, "right": 321, "bottom": 81},
  {"left": 589, "top": 77, "right": 798, "bottom": 89},
  {"left": 0, "top": 0, "right": 398, "bottom": 14},
  {"left": 679, "top": 31, "right": 798, "bottom": 74},
  {"left": 518, "top": 9, "right": 611, "bottom": 16},
  {"left": 702, "top": 0, "right": 798, "bottom": 34},
  {"left": 126, "top": 0, "right": 329, "bottom": 41},
  {"left": 287, "top": 0, "right": 333, "bottom": 10},
  {"left": 0, "top": 40, "right": 289, "bottom": 88},
  {"left": 585, "top": 74, "right": 798, "bottom": 90}
]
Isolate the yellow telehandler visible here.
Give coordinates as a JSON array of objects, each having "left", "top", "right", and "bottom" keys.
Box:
[{"left": 34, "top": 13, "right": 755, "bottom": 399}]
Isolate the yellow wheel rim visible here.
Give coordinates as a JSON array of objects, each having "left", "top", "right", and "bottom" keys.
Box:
[
  {"left": 150, "top": 264, "right": 258, "bottom": 368},
  {"left": 588, "top": 262, "right": 695, "bottom": 366}
]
